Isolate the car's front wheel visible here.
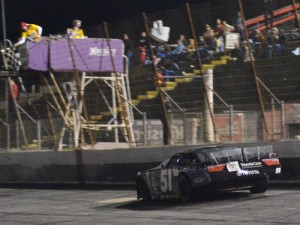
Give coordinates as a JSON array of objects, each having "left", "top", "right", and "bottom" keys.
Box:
[
  {"left": 137, "top": 179, "right": 151, "bottom": 201},
  {"left": 250, "top": 175, "right": 269, "bottom": 194},
  {"left": 178, "top": 175, "right": 193, "bottom": 202}
]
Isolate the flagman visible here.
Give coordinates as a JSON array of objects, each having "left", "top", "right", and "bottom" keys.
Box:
[
  {"left": 67, "top": 20, "right": 85, "bottom": 39},
  {"left": 14, "top": 22, "right": 43, "bottom": 47}
]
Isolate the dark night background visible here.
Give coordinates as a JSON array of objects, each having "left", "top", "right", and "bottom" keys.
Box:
[
  {"left": 0, "top": 0, "right": 207, "bottom": 42},
  {"left": 1, "top": 0, "right": 294, "bottom": 44}
]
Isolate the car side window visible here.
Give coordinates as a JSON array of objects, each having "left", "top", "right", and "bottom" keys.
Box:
[
  {"left": 197, "top": 152, "right": 212, "bottom": 166},
  {"left": 166, "top": 155, "right": 181, "bottom": 168},
  {"left": 156, "top": 158, "right": 170, "bottom": 169},
  {"left": 177, "top": 154, "right": 198, "bottom": 167},
  {"left": 197, "top": 153, "right": 207, "bottom": 163}
]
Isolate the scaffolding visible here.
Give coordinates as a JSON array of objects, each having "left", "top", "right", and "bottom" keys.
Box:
[
  {"left": 1, "top": 37, "right": 136, "bottom": 150},
  {"left": 46, "top": 37, "right": 136, "bottom": 150},
  {"left": 53, "top": 70, "right": 136, "bottom": 150}
]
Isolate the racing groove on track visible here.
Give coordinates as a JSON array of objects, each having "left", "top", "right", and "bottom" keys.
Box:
[
  {"left": 117, "top": 191, "right": 268, "bottom": 210},
  {"left": 0, "top": 186, "right": 299, "bottom": 225}
]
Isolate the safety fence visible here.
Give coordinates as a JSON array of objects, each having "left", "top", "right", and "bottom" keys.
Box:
[
  {"left": 0, "top": 100, "right": 294, "bottom": 150},
  {"left": 0, "top": 0, "right": 300, "bottom": 150}
]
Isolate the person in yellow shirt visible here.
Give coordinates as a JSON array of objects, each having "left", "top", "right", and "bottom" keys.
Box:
[
  {"left": 67, "top": 20, "right": 85, "bottom": 39},
  {"left": 14, "top": 22, "right": 43, "bottom": 47}
]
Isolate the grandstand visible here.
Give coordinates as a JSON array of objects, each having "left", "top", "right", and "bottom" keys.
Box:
[{"left": 0, "top": 0, "right": 300, "bottom": 150}]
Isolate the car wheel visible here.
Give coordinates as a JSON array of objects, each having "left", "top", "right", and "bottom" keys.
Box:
[
  {"left": 137, "top": 179, "right": 151, "bottom": 201},
  {"left": 178, "top": 175, "right": 193, "bottom": 203},
  {"left": 250, "top": 175, "right": 269, "bottom": 194}
]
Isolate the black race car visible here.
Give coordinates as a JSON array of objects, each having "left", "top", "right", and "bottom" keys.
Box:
[{"left": 135, "top": 145, "right": 281, "bottom": 202}]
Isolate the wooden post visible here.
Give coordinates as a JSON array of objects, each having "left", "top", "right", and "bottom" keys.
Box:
[
  {"left": 142, "top": 13, "right": 173, "bottom": 145},
  {"left": 186, "top": 3, "right": 218, "bottom": 143},
  {"left": 237, "top": 0, "right": 270, "bottom": 140},
  {"left": 103, "top": 22, "right": 135, "bottom": 147}
]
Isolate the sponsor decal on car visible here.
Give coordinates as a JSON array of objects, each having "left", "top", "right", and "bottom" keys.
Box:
[
  {"left": 240, "top": 162, "right": 262, "bottom": 168},
  {"left": 276, "top": 167, "right": 281, "bottom": 174},
  {"left": 226, "top": 161, "right": 240, "bottom": 172},
  {"left": 160, "top": 168, "right": 178, "bottom": 193},
  {"left": 236, "top": 170, "right": 260, "bottom": 176}
]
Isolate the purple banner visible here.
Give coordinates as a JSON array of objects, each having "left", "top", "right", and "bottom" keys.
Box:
[
  {"left": 26, "top": 40, "right": 49, "bottom": 72},
  {"left": 50, "top": 38, "right": 124, "bottom": 73}
]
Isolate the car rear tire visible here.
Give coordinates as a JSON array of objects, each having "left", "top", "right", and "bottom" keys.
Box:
[
  {"left": 250, "top": 175, "right": 269, "bottom": 194},
  {"left": 178, "top": 175, "right": 193, "bottom": 203},
  {"left": 137, "top": 179, "right": 151, "bottom": 201}
]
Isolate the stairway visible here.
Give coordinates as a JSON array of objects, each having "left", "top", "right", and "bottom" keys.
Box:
[{"left": 87, "top": 54, "right": 234, "bottom": 121}]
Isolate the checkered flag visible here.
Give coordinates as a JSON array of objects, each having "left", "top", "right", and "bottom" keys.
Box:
[{"left": 1, "top": 46, "right": 22, "bottom": 71}]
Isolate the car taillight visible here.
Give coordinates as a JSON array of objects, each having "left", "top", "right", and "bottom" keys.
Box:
[
  {"left": 262, "top": 158, "right": 280, "bottom": 166},
  {"left": 207, "top": 164, "right": 225, "bottom": 172}
]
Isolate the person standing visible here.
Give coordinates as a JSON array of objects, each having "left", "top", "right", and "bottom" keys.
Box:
[
  {"left": 264, "top": 0, "right": 275, "bottom": 30},
  {"left": 223, "top": 21, "right": 235, "bottom": 35},
  {"left": 139, "top": 31, "right": 148, "bottom": 66},
  {"left": 203, "top": 24, "right": 215, "bottom": 51},
  {"left": 215, "top": 19, "right": 225, "bottom": 53},
  {"left": 14, "top": 22, "right": 43, "bottom": 47},
  {"left": 215, "top": 18, "right": 224, "bottom": 37},
  {"left": 242, "top": 41, "right": 255, "bottom": 63},
  {"left": 235, "top": 12, "right": 245, "bottom": 41},
  {"left": 67, "top": 20, "right": 85, "bottom": 39},
  {"left": 123, "top": 34, "right": 134, "bottom": 67},
  {"left": 8, "top": 79, "right": 19, "bottom": 116}
]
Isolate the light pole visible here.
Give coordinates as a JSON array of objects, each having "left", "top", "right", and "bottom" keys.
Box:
[
  {"left": 1, "top": 0, "right": 7, "bottom": 48},
  {"left": 1, "top": 0, "right": 10, "bottom": 150}
]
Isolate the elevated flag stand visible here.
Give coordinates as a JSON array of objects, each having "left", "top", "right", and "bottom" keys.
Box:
[{"left": 1, "top": 37, "right": 136, "bottom": 150}]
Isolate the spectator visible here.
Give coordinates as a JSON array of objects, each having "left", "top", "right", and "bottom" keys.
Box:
[
  {"left": 139, "top": 31, "right": 148, "bottom": 66},
  {"left": 168, "top": 40, "right": 185, "bottom": 56},
  {"left": 214, "top": 19, "right": 225, "bottom": 54},
  {"left": 123, "top": 34, "right": 134, "bottom": 67},
  {"left": 155, "top": 42, "right": 170, "bottom": 59},
  {"left": 251, "top": 29, "right": 267, "bottom": 57},
  {"left": 203, "top": 24, "right": 215, "bottom": 51},
  {"left": 253, "top": 29, "right": 266, "bottom": 45},
  {"left": 215, "top": 33, "right": 225, "bottom": 54},
  {"left": 231, "top": 42, "right": 243, "bottom": 67},
  {"left": 278, "top": 29, "right": 287, "bottom": 54},
  {"left": 223, "top": 21, "right": 235, "bottom": 35},
  {"left": 8, "top": 79, "right": 19, "bottom": 116},
  {"left": 267, "top": 27, "right": 284, "bottom": 57},
  {"left": 235, "top": 12, "right": 245, "bottom": 41},
  {"left": 178, "top": 34, "right": 189, "bottom": 46},
  {"left": 155, "top": 71, "right": 165, "bottom": 87},
  {"left": 14, "top": 22, "right": 42, "bottom": 47},
  {"left": 184, "top": 38, "right": 196, "bottom": 59},
  {"left": 157, "top": 57, "right": 181, "bottom": 81},
  {"left": 67, "top": 20, "right": 85, "bottom": 39},
  {"left": 198, "top": 35, "right": 210, "bottom": 59},
  {"left": 215, "top": 18, "right": 224, "bottom": 37},
  {"left": 242, "top": 41, "right": 254, "bottom": 62},
  {"left": 264, "top": 0, "right": 275, "bottom": 30}
]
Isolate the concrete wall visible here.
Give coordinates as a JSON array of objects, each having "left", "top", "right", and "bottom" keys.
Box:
[{"left": 0, "top": 141, "right": 299, "bottom": 185}]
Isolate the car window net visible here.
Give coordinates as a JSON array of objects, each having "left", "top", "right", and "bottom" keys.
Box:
[
  {"left": 200, "top": 147, "right": 243, "bottom": 165},
  {"left": 243, "top": 146, "right": 273, "bottom": 161}
]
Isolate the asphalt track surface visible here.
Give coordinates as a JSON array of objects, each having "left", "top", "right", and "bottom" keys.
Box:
[{"left": 0, "top": 184, "right": 299, "bottom": 225}]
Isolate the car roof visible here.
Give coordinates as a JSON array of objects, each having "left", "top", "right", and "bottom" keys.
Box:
[{"left": 182, "top": 145, "right": 233, "bottom": 154}]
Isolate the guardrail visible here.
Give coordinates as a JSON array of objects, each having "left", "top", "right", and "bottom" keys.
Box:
[{"left": 245, "top": 3, "right": 300, "bottom": 31}]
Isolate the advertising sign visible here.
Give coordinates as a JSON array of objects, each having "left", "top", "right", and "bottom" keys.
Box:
[
  {"left": 50, "top": 38, "right": 124, "bottom": 73},
  {"left": 225, "top": 33, "right": 240, "bottom": 50}
]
